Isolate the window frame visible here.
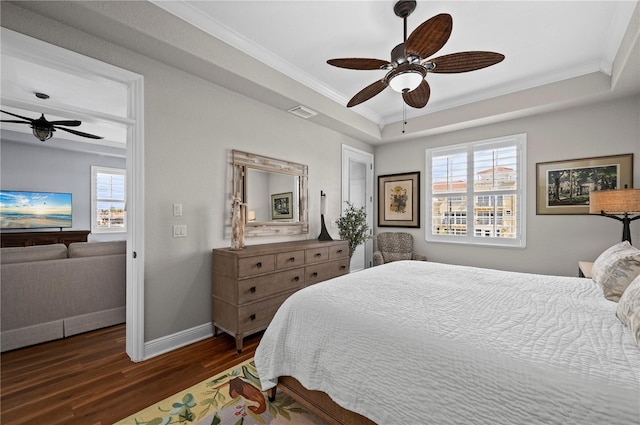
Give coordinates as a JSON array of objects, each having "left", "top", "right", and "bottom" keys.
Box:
[
  {"left": 91, "top": 165, "right": 127, "bottom": 234},
  {"left": 425, "top": 133, "right": 527, "bottom": 248}
]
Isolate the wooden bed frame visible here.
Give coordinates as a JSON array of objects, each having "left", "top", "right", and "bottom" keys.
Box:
[{"left": 269, "top": 376, "right": 376, "bottom": 425}]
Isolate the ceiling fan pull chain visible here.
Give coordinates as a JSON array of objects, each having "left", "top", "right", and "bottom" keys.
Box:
[{"left": 402, "top": 101, "right": 407, "bottom": 134}]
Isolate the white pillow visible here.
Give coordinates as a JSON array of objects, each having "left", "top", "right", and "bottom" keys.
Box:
[
  {"left": 617, "top": 274, "right": 640, "bottom": 348},
  {"left": 591, "top": 241, "right": 640, "bottom": 302}
]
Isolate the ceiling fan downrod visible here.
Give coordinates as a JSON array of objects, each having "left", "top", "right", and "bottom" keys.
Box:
[{"left": 394, "top": 0, "right": 416, "bottom": 42}]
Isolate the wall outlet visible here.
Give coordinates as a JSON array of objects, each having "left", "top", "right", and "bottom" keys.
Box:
[{"left": 172, "top": 224, "right": 187, "bottom": 237}]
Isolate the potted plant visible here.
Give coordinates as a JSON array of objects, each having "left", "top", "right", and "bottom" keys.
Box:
[{"left": 336, "top": 201, "right": 373, "bottom": 259}]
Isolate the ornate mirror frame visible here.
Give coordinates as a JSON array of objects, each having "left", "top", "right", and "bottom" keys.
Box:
[{"left": 232, "top": 150, "right": 309, "bottom": 237}]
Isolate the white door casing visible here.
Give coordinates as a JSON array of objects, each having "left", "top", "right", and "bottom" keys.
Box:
[{"left": 341, "top": 145, "right": 374, "bottom": 272}]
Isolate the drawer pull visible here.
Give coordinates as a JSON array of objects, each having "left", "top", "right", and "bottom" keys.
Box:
[
  {"left": 341, "top": 265, "right": 346, "bottom": 270},
  {"left": 294, "top": 276, "right": 300, "bottom": 282},
  {"left": 256, "top": 262, "right": 262, "bottom": 268},
  {"left": 337, "top": 249, "right": 343, "bottom": 253},
  {"left": 289, "top": 257, "right": 296, "bottom": 262},
  {"left": 250, "top": 314, "right": 256, "bottom": 321},
  {"left": 249, "top": 286, "right": 256, "bottom": 293},
  {"left": 315, "top": 253, "right": 322, "bottom": 258},
  {"left": 311, "top": 272, "right": 318, "bottom": 278}
]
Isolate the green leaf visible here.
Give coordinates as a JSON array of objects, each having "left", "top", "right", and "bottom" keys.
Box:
[
  {"left": 234, "top": 417, "right": 244, "bottom": 425},
  {"left": 210, "top": 413, "right": 221, "bottom": 425},
  {"left": 268, "top": 403, "right": 277, "bottom": 417},
  {"left": 277, "top": 406, "right": 291, "bottom": 420},
  {"left": 178, "top": 407, "right": 195, "bottom": 422},
  {"left": 182, "top": 393, "right": 196, "bottom": 407},
  {"left": 209, "top": 374, "right": 229, "bottom": 385},
  {"left": 279, "top": 397, "right": 295, "bottom": 408}
]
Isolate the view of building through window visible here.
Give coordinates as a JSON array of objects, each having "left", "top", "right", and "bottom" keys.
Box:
[
  {"left": 426, "top": 134, "right": 525, "bottom": 247},
  {"left": 92, "top": 166, "right": 126, "bottom": 232}
]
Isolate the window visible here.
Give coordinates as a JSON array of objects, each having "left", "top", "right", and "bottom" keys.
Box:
[
  {"left": 426, "top": 134, "right": 526, "bottom": 247},
  {"left": 91, "top": 166, "right": 126, "bottom": 233}
]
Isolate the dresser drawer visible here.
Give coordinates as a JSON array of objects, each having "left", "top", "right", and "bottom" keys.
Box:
[
  {"left": 237, "top": 291, "right": 294, "bottom": 333},
  {"left": 329, "top": 243, "right": 349, "bottom": 259},
  {"left": 238, "top": 254, "right": 275, "bottom": 277},
  {"left": 276, "top": 250, "right": 305, "bottom": 270},
  {"left": 306, "top": 258, "right": 350, "bottom": 285},
  {"left": 306, "top": 247, "right": 329, "bottom": 264},
  {"left": 237, "top": 268, "right": 304, "bottom": 304}
]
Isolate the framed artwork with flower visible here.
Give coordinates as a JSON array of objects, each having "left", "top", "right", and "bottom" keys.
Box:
[{"left": 378, "top": 171, "right": 420, "bottom": 228}]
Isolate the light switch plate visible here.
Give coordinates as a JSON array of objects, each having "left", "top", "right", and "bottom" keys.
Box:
[
  {"left": 173, "top": 224, "right": 187, "bottom": 237},
  {"left": 173, "top": 203, "right": 183, "bottom": 216}
]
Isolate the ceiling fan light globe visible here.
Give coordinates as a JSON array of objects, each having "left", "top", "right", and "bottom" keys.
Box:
[
  {"left": 32, "top": 126, "right": 53, "bottom": 141},
  {"left": 389, "top": 71, "right": 423, "bottom": 93}
]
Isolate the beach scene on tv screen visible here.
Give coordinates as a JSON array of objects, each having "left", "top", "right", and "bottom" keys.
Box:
[{"left": 0, "top": 191, "right": 72, "bottom": 229}]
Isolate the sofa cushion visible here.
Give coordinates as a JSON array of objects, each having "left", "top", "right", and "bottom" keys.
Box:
[
  {"left": 0, "top": 243, "right": 67, "bottom": 264},
  {"left": 68, "top": 240, "right": 126, "bottom": 258}
]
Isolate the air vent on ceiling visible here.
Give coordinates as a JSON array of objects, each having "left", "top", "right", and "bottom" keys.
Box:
[{"left": 287, "top": 105, "right": 318, "bottom": 119}]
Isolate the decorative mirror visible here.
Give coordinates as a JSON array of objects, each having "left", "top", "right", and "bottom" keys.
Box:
[{"left": 232, "top": 150, "right": 309, "bottom": 236}]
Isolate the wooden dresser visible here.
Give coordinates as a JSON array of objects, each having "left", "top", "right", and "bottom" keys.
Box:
[{"left": 212, "top": 239, "right": 349, "bottom": 352}]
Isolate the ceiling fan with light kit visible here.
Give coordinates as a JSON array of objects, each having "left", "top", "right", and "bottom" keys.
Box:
[
  {"left": 1, "top": 108, "right": 103, "bottom": 142},
  {"left": 327, "top": 0, "right": 505, "bottom": 110}
]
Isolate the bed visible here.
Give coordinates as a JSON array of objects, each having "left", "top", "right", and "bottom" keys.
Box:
[{"left": 254, "top": 260, "right": 640, "bottom": 425}]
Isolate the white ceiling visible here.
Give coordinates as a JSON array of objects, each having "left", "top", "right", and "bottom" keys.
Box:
[
  {"left": 1, "top": 1, "right": 638, "bottom": 147},
  {"left": 153, "top": 0, "right": 638, "bottom": 126}
]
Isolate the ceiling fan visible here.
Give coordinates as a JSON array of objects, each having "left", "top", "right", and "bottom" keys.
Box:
[
  {"left": 1, "top": 109, "right": 103, "bottom": 142},
  {"left": 327, "top": 0, "right": 505, "bottom": 109}
]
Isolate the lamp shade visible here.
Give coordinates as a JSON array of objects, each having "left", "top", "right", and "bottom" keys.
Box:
[
  {"left": 388, "top": 71, "right": 423, "bottom": 93},
  {"left": 589, "top": 189, "right": 640, "bottom": 214}
]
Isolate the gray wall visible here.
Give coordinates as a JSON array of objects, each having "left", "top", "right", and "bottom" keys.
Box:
[
  {"left": 0, "top": 140, "right": 126, "bottom": 242},
  {"left": 3, "top": 1, "right": 637, "bottom": 350},
  {"left": 375, "top": 95, "right": 640, "bottom": 277},
  {"left": 0, "top": 2, "right": 373, "bottom": 342}
]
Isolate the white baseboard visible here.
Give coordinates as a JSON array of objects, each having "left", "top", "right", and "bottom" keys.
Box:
[{"left": 143, "top": 322, "right": 213, "bottom": 360}]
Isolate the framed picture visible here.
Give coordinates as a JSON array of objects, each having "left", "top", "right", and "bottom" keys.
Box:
[
  {"left": 536, "top": 153, "right": 633, "bottom": 215},
  {"left": 378, "top": 172, "right": 420, "bottom": 227},
  {"left": 271, "top": 192, "right": 293, "bottom": 220}
]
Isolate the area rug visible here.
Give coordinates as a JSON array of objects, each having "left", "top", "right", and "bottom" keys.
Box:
[{"left": 114, "top": 358, "right": 325, "bottom": 425}]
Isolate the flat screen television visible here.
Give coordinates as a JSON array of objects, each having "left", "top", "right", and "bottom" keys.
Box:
[{"left": 0, "top": 190, "right": 72, "bottom": 230}]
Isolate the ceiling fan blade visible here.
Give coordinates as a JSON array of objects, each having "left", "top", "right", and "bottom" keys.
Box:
[
  {"left": 55, "top": 126, "right": 103, "bottom": 139},
  {"left": 1, "top": 119, "right": 32, "bottom": 124},
  {"left": 0, "top": 109, "right": 35, "bottom": 123},
  {"left": 429, "top": 51, "right": 505, "bottom": 73},
  {"left": 405, "top": 14, "right": 452, "bottom": 59},
  {"left": 402, "top": 79, "right": 431, "bottom": 108},
  {"left": 49, "top": 120, "right": 82, "bottom": 127},
  {"left": 347, "top": 79, "right": 388, "bottom": 107},
  {"left": 327, "top": 58, "right": 391, "bottom": 70}
]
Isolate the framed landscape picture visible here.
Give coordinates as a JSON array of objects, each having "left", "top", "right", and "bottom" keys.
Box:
[
  {"left": 271, "top": 192, "right": 293, "bottom": 220},
  {"left": 536, "top": 153, "right": 633, "bottom": 215},
  {"left": 378, "top": 171, "right": 420, "bottom": 227}
]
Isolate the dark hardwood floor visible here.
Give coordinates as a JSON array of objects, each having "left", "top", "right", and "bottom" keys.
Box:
[{"left": 1, "top": 324, "right": 261, "bottom": 425}]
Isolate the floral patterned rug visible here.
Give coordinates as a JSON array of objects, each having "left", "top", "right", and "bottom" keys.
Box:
[{"left": 114, "top": 358, "right": 325, "bottom": 425}]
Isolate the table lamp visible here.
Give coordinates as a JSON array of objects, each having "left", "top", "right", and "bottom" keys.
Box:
[{"left": 589, "top": 188, "right": 640, "bottom": 244}]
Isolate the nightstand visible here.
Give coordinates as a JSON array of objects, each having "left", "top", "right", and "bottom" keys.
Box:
[{"left": 578, "top": 261, "right": 593, "bottom": 278}]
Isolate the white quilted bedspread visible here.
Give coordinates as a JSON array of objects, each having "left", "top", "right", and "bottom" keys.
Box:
[{"left": 254, "top": 261, "right": 640, "bottom": 425}]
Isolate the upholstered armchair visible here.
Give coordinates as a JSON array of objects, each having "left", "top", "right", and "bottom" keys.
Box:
[{"left": 373, "top": 232, "right": 428, "bottom": 266}]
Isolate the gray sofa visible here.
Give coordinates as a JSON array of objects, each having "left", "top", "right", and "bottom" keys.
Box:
[{"left": 0, "top": 240, "right": 126, "bottom": 352}]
